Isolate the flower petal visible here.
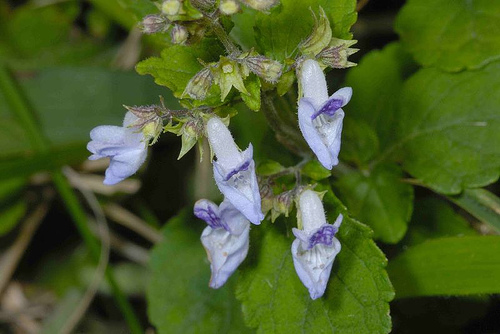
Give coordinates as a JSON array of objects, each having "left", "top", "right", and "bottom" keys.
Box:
[
  {"left": 300, "top": 59, "right": 329, "bottom": 109},
  {"left": 103, "top": 147, "right": 147, "bottom": 185},
  {"left": 330, "top": 87, "right": 352, "bottom": 107},
  {"left": 298, "top": 98, "right": 335, "bottom": 170}
]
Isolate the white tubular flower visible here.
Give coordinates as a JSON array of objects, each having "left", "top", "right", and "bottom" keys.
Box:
[
  {"left": 292, "top": 190, "right": 342, "bottom": 300},
  {"left": 298, "top": 59, "right": 352, "bottom": 170},
  {"left": 87, "top": 112, "right": 147, "bottom": 185},
  {"left": 194, "top": 198, "right": 250, "bottom": 289},
  {"left": 206, "top": 117, "right": 264, "bottom": 225}
]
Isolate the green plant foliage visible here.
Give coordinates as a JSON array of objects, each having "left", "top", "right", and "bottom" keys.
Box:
[
  {"left": 147, "top": 210, "right": 251, "bottom": 334},
  {"left": 402, "top": 198, "right": 477, "bottom": 247},
  {"left": 449, "top": 188, "right": 500, "bottom": 233},
  {"left": 253, "top": 0, "right": 356, "bottom": 61},
  {"left": 236, "top": 189, "right": 394, "bottom": 334},
  {"left": 395, "top": 61, "right": 500, "bottom": 194},
  {"left": 339, "top": 118, "right": 379, "bottom": 167},
  {"left": 136, "top": 39, "right": 224, "bottom": 105},
  {"left": 333, "top": 163, "right": 413, "bottom": 244},
  {"left": 344, "top": 42, "right": 415, "bottom": 152},
  {"left": 0, "top": 201, "right": 26, "bottom": 236},
  {"left": 241, "top": 75, "right": 261, "bottom": 111},
  {"left": 388, "top": 236, "right": 500, "bottom": 298},
  {"left": 301, "top": 160, "right": 331, "bottom": 181},
  {"left": 395, "top": 0, "right": 500, "bottom": 72}
]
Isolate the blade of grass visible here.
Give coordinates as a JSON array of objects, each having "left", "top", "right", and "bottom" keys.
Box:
[{"left": 0, "top": 63, "right": 143, "bottom": 334}]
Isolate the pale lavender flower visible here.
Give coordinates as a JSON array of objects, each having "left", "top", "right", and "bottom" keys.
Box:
[
  {"left": 194, "top": 198, "right": 250, "bottom": 288},
  {"left": 298, "top": 59, "right": 352, "bottom": 170},
  {"left": 87, "top": 112, "right": 147, "bottom": 185},
  {"left": 206, "top": 117, "right": 264, "bottom": 225},
  {"left": 292, "top": 190, "right": 342, "bottom": 300}
]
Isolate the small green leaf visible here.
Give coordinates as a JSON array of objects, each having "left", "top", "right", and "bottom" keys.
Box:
[
  {"left": 147, "top": 210, "right": 251, "bottom": 334},
  {"left": 301, "top": 160, "right": 330, "bottom": 180},
  {"left": 254, "top": 0, "right": 356, "bottom": 61},
  {"left": 388, "top": 236, "right": 500, "bottom": 298},
  {"left": 449, "top": 188, "right": 500, "bottom": 233},
  {"left": 237, "top": 189, "right": 394, "bottom": 333},
  {"left": 403, "top": 198, "right": 477, "bottom": 247},
  {"left": 276, "top": 70, "right": 295, "bottom": 96},
  {"left": 394, "top": 61, "right": 500, "bottom": 194},
  {"left": 136, "top": 39, "right": 223, "bottom": 104},
  {"left": 241, "top": 75, "right": 261, "bottom": 111},
  {"left": 395, "top": 0, "right": 500, "bottom": 71},
  {"left": 0, "top": 201, "right": 27, "bottom": 236},
  {"left": 334, "top": 163, "right": 414, "bottom": 244}
]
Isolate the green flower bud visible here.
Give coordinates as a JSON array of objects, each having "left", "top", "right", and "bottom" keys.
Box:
[
  {"left": 178, "top": 119, "right": 202, "bottom": 159},
  {"left": 171, "top": 24, "right": 189, "bottom": 44},
  {"left": 183, "top": 67, "right": 214, "bottom": 100},
  {"left": 162, "top": 0, "right": 182, "bottom": 15},
  {"left": 240, "top": 0, "right": 279, "bottom": 11},
  {"left": 299, "top": 7, "right": 332, "bottom": 57},
  {"left": 317, "top": 38, "right": 359, "bottom": 69},
  {"left": 241, "top": 55, "right": 283, "bottom": 83},
  {"left": 214, "top": 57, "right": 248, "bottom": 101},
  {"left": 219, "top": 0, "right": 240, "bottom": 15},
  {"left": 140, "top": 14, "right": 169, "bottom": 34}
]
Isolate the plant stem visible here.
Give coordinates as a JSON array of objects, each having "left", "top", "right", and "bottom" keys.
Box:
[
  {"left": 0, "top": 64, "right": 143, "bottom": 334},
  {"left": 206, "top": 17, "right": 240, "bottom": 54}
]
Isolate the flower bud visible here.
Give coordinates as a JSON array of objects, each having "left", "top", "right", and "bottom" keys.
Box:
[
  {"left": 317, "top": 38, "right": 358, "bottom": 69},
  {"left": 140, "top": 14, "right": 169, "bottom": 34},
  {"left": 299, "top": 7, "right": 332, "bottom": 57},
  {"left": 170, "top": 24, "right": 189, "bottom": 44},
  {"left": 219, "top": 0, "right": 240, "bottom": 15},
  {"left": 183, "top": 67, "right": 214, "bottom": 100},
  {"left": 242, "top": 55, "right": 283, "bottom": 83},
  {"left": 214, "top": 57, "right": 248, "bottom": 101},
  {"left": 178, "top": 119, "right": 202, "bottom": 159},
  {"left": 240, "top": 0, "right": 279, "bottom": 11},
  {"left": 162, "top": 0, "right": 182, "bottom": 15}
]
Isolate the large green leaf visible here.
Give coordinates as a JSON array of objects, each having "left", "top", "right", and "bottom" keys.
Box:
[
  {"left": 344, "top": 43, "right": 415, "bottom": 153},
  {"left": 236, "top": 189, "right": 394, "bottom": 333},
  {"left": 388, "top": 236, "right": 500, "bottom": 298},
  {"left": 393, "top": 61, "right": 500, "bottom": 194},
  {"left": 395, "top": 0, "right": 500, "bottom": 72},
  {"left": 402, "top": 198, "right": 477, "bottom": 247},
  {"left": 449, "top": 188, "right": 500, "bottom": 233},
  {"left": 147, "top": 210, "right": 251, "bottom": 334},
  {"left": 333, "top": 163, "right": 414, "bottom": 244},
  {"left": 254, "top": 0, "right": 356, "bottom": 61}
]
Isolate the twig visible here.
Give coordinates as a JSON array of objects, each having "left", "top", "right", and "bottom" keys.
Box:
[
  {"left": 104, "top": 203, "right": 163, "bottom": 244},
  {"left": 0, "top": 199, "right": 51, "bottom": 296}
]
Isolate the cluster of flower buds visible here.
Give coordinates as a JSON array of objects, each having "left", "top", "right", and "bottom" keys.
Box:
[{"left": 218, "top": 0, "right": 279, "bottom": 15}]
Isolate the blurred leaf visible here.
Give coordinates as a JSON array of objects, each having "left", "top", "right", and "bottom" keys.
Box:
[
  {"left": 449, "top": 188, "right": 500, "bottom": 233},
  {"left": 0, "top": 177, "right": 26, "bottom": 199},
  {"left": 334, "top": 163, "right": 413, "bottom": 244},
  {"left": 388, "top": 236, "right": 500, "bottom": 298},
  {"left": 301, "top": 160, "right": 331, "bottom": 180},
  {"left": 241, "top": 75, "right": 261, "bottom": 112},
  {"left": 136, "top": 39, "right": 224, "bottom": 105},
  {"left": 237, "top": 188, "right": 394, "bottom": 333},
  {"left": 344, "top": 42, "right": 415, "bottom": 152},
  {"left": 0, "top": 201, "right": 26, "bottom": 236},
  {"left": 257, "top": 160, "right": 285, "bottom": 176},
  {"left": 254, "top": 0, "right": 356, "bottom": 61},
  {"left": 40, "top": 289, "right": 83, "bottom": 334},
  {"left": 394, "top": 61, "right": 500, "bottom": 194},
  {"left": 403, "top": 198, "right": 477, "bottom": 247},
  {"left": 395, "top": 0, "right": 500, "bottom": 72},
  {"left": 230, "top": 8, "right": 258, "bottom": 50},
  {"left": 147, "top": 210, "right": 251, "bottom": 334},
  {"left": 339, "top": 118, "right": 379, "bottom": 166}
]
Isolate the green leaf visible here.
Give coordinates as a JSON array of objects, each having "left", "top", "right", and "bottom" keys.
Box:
[
  {"left": 344, "top": 42, "right": 415, "bottom": 151},
  {"left": 254, "top": 0, "right": 356, "bottom": 61},
  {"left": 241, "top": 75, "right": 261, "bottom": 111},
  {"left": 230, "top": 8, "right": 258, "bottom": 51},
  {"left": 339, "top": 118, "right": 379, "bottom": 167},
  {"left": 388, "top": 236, "right": 500, "bottom": 298},
  {"left": 0, "top": 201, "right": 26, "bottom": 236},
  {"left": 449, "top": 188, "right": 500, "bottom": 233},
  {"left": 301, "top": 160, "right": 331, "bottom": 180},
  {"left": 393, "top": 61, "right": 500, "bottom": 194},
  {"left": 257, "top": 160, "right": 285, "bottom": 176},
  {"left": 237, "top": 189, "right": 394, "bottom": 334},
  {"left": 136, "top": 39, "right": 224, "bottom": 105},
  {"left": 403, "top": 198, "right": 477, "bottom": 247},
  {"left": 147, "top": 210, "right": 251, "bottom": 334},
  {"left": 395, "top": 0, "right": 500, "bottom": 72},
  {"left": 334, "top": 163, "right": 414, "bottom": 244}
]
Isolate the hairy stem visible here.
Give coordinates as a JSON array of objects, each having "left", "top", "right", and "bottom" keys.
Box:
[{"left": 206, "top": 17, "right": 240, "bottom": 54}]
